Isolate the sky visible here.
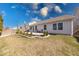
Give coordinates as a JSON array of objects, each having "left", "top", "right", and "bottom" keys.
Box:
[{"left": 0, "top": 3, "right": 79, "bottom": 29}]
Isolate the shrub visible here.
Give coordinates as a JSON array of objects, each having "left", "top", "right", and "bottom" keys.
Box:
[
  {"left": 16, "top": 29, "right": 20, "bottom": 34},
  {"left": 16, "top": 29, "right": 23, "bottom": 34},
  {"left": 43, "top": 31, "right": 48, "bottom": 36},
  {"left": 30, "top": 32, "right": 32, "bottom": 36},
  {"left": 22, "top": 32, "right": 25, "bottom": 35},
  {"left": 25, "top": 32, "right": 28, "bottom": 35},
  {"left": 28, "top": 32, "right": 32, "bottom": 36},
  {"left": 19, "top": 31, "right": 22, "bottom": 34},
  {"left": 0, "top": 32, "right": 2, "bottom": 36}
]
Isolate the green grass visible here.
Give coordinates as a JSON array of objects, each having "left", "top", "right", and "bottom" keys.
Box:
[{"left": 0, "top": 34, "right": 79, "bottom": 56}]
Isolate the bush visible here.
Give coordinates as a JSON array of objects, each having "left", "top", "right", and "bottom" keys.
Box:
[
  {"left": 0, "top": 32, "right": 2, "bottom": 36},
  {"left": 19, "top": 31, "right": 23, "bottom": 34},
  {"left": 28, "top": 32, "right": 32, "bottom": 36},
  {"left": 30, "top": 32, "right": 32, "bottom": 36},
  {"left": 22, "top": 32, "right": 25, "bottom": 35},
  {"left": 16, "top": 29, "right": 23, "bottom": 34},
  {"left": 16, "top": 29, "right": 20, "bottom": 34},
  {"left": 43, "top": 31, "right": 48, "bottom": 36},
  {"left": 25, "top": 32, "right": 28, "bottom": 35}
]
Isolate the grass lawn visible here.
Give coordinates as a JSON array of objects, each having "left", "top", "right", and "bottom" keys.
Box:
[{"left": 0, "top": 34, "right": 79, "bottom": 56}]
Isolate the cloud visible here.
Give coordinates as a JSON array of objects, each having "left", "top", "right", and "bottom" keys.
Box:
[
  {"left": 44, "top": 3, "right": 55, "bottom": 11},
  {"left": 26, "top": 10, "right": 30, "bottom": 13},
  {"left": 25, "top": 13, "right": 29, "bottom": 16},
  {"left": 54, "top": 6, "right": 62, "bottom": 13},
  {"left": 20, "top": 5, "right": 27, "bottom": 10},
  {"left": 25, "top": 10, "right": 31, "bottom": 16},
  {"left": 44, "top": 4, "right": 63, "bottom": 14},
  {"left": 1, "top": 10, "right": 6, "bottom": 17},
  {"left": 29, "top": 21, "right": 37, "bottom": 25},
  {"left": 62, "top": 3, "right": 67, "bottom": 5},
  {"left": 29, "top": 17, "right": 41, "bottom": 25},
  {"left": 32, "top": 3, "right": 39, "bottom": 10},
  {"left": 33, "top": 10, "right": 39, "bottom": 14},
  {"left": 11, "top": 6, "right": 16, "bottom": 9},
  {"left": 32, "top": 17, "right": 41, "bottom": 21},
  {"left": 50, "top": 17, "right": 53, "bottom": 19},
  {"left": 12, "top": 27, "right": 17, "bottom": 30},
  {"left": 40, "top": 7, "right": 48, "bottom": 16}
]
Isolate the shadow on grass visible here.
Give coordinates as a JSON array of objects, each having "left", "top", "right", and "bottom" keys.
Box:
[{"left": 75, "top": 37, "right": 79, "bottom": 42}]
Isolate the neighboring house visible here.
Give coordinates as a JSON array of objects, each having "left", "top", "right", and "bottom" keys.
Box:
[
  {"left": 19, "top": 24, "right": 29, "bottom": 32},
  {"left": 28, "top": 8, "right": 79, "bottom": 36},
  {"left": 2, "top": 28, "right": 16, "bottom": 36}
]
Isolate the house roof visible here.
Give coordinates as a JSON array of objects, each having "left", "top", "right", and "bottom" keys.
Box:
[{"left": 30, "top": 15, "right": 75, "bottom": 26}]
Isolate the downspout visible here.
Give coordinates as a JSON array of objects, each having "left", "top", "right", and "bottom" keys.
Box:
[{"left": 71, "top": 20, "right": 73, "bottom": 36}]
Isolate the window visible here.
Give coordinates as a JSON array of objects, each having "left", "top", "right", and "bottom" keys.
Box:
[
  {"left": 30, "top": 26, "right": 34, "bottom": 30},
  {"left": 20, "top": 27, "right": 22, "bottom": 29},
  {"left": 53, "top": 23, "right": 57, "bottom": 30},
  {"left": 30, "top": 26, "right": 32, "bottom": 30},
  {"left": 58, "top": 23, "right": 63, "bottom": 30},
  {"left": 32, "top": 26, "right": 34, "bottom": 31},
  {"left": 35, "top": 26, "right": 37, "bottom": 30},
  {"left": 44, "top": 25, "right": 47, "bottom": 30}
]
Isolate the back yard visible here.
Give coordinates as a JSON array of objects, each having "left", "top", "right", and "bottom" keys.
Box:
[{"left": 0, "top": 34, "right": 79, "bottom": 56}]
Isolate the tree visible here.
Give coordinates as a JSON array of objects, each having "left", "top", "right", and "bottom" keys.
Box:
[{"left": 0, "top": 16, "right": 3, "bottom": 35}]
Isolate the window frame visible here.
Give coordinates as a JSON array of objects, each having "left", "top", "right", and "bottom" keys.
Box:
[
  {"left": 53, "top": 23, "right": 57, "bottom": 30},
  {"left": 58, "top": 22, "right": 63, "bottom": 30},
  {"left": 35, "top": 26, "right": 37, "bottom": 30},
  {"left": 44, "top": 24, "right": 47, "bottom": 30}
]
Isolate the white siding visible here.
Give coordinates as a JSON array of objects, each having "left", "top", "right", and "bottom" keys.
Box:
[
  {"left": 29, "top": 20, "right": 73, "bottom": 35},
  {"left": 37, "top": 25, "right": 43, "bottom": 32},
  {"left": 36, "top": 20, "right": 73, "bottom": 35},
  {"left": 46, "top": 20, "right": 73, "bottom": 35},
  {"left": 74, "top": 7, "right": 79, "bottom": 27}
]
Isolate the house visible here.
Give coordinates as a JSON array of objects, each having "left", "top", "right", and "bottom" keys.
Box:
[
  {"left": 18, "top": 24, "right": 29, "bottom": 32},
  {"left": 28, "top": 8, "right": 79, "bottom": 36},
  {"left": 2, "top": 28, "right": 16, "bottom": 36}
]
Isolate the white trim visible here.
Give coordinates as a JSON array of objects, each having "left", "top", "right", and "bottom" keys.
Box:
[
  {"left": 71, "top": 20, "right": 73, "bottom": 36},
  {"left": 52, "top": 23, "right": 57, "bottom": 30},
  {"left": 57, "top": 22, "right": 63, "bottom": 30}
]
